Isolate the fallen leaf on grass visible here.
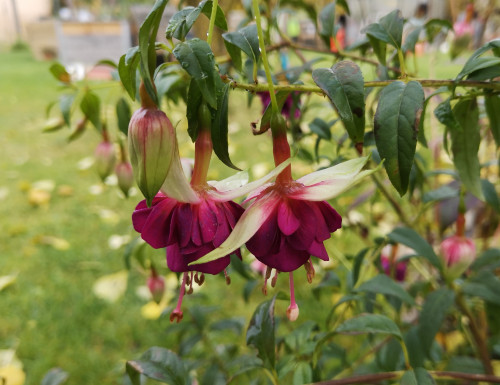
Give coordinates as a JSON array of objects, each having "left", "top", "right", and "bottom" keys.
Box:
[
  {"left": 33, "top": 236, "right": 70, "bottom": 251},
  {"left": 0, "top": 275, "right": 17, "bottom": 292},
  {"left": 0, "top": 366, "right": 25, "bottom": 385},
  {"left": 93, "top": 270, "right": 128, "bottom": 303}
]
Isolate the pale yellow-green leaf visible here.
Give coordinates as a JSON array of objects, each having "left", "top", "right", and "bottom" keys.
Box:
[
  {"left": 93, "top": 270, "right": 128, "bottom": 303},
  {"left": 0, "top": 275, "right": 17, "bottom": 292}
]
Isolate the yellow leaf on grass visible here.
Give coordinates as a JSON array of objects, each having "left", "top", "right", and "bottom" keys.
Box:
[
  {"left": 141, "top": 302, "right": 163, "bottom": 320},
  {"left": 0, "top": 366, "right": 25, "bottom": 385},
  {"left": 0, "top": 275, "right": 17, "bottom": 292},
  {"left": 93, "top": 270, "right": 128, "bottom": 303},
  {"left": 28, "top": 189, "right": 51, "bottom": 207},
  {"left": 34, "top": 236, "right": 70, "bottom": 251}
]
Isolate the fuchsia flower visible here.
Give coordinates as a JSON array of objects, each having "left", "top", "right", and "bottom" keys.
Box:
[
  {"left": 193, "top": 156, "right": 376, "bottom": 321},
  {"left": 380, "top": 245, "right": 410, "bottom": 282},
  {"left": 95, "top": 140, "right": 116, "bottom": 181},
  {"left": 115, "top": 161, "right": 134, "bottom": 197},
  {"left": 147, "top": 269, "right": 165, "bottom": 304},
  {"left": 440, "top": 235, "right": 476, "bottom": 279},
  {"left": 257, "top": 91, "right": 301, "bottom": 119}
]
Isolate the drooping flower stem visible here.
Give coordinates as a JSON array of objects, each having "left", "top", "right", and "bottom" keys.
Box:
[
  {"left": 252, "top": 0, "right": 278, "bottom": 114},
  {"left": 139, "top": 81, "right": 157, "bottom": 110},
  {"left": 271, "top": 114, "right": 292, "bottom": 184},
  {"left": 170, "top": 272, "right": 188, "bottom": 323},
  {"left": 191, "top": 104, "right": 213, "bottom": 187},
  {"left": 206, "top": 0, "right": 219, "bottom": 47}
]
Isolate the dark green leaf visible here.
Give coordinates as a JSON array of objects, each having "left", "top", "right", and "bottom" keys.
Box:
[
  {"left": 387, "top": 227, "right": 441, "bottom": 270},
  {"left": 49, "top": 62, "right": 71, "bottom": 83},
  {"left": 418, "top": 288, "right": 455, "bottom": 357},
  {"left": 363, "top": 10, "right": 403, "bottom": 49},
  {"left": 318, "top": 3, "right": 336, "bottom": 46},
  {"left": 200, "top": 0, "right": 227, "bottom": 31},
  {"left": 466, "top": 64, "right": 500, "bottom": 81},
  {"left": 367, "top": 35, "right": 387, "bottom": 66},
  {"left": 59, "top": 93, "right": 74, "bottom": 127},
  {"left": 186, "top": 79, "right": 203, "bottom": 141},
  {"left": 138, "top": 0, "right": 169, "bottom": 104},
  {"left": 462, "top": 271, "right": 500, "bottom": 305},
  {"left": 211, "top": 83, "right": 239, "bottom": 169},
  {"left": 425, "top": 19, "right": 452, "bottom": 44},
  {"left": 41, "top": 368, "right": 69, "bottom": 385},
  {"left": 173, "top": 39, "right": 218, "bottom": 109},
  {"left": 470, "top": 248, "right": 500, "bottom": 271},
  {"left": 484, "top": 93, "right": 500, "bottom": 147},
  {"left": 246, "top": 295, "right": 277, "bottom": 370},
  {"left": 449, "top": 98, "right": 483, "bottom": 199},
  {"left": 352, "top": 248, "right": 369, "bottom": 286},
  {"left": 404, "top": 326, "right": 425, "bottom": 368},
  {"left": 337, "top": 314, "right": 402, "bottom": 339},
  {"left": 374, "top": 81, "right": 424, "bottom": 195},
  {"left": 292, "top": 362, "right": 312, "bottom": 385},
  {"left": 401, "top": 368, "right": 436, "bottom": 385},
  {"left": 80, "top": 90, "right": 101, "bottom": 131},
  {"left": 222, "top": 25, "right": 260, "bottom": 68},
  {"left": 165, "top": 7, "right": 200, "bottom": 40},
  {"left": 456, "top": 57, "right": 500, "bottom": 81},
  {"left": 126, "top": 347, "right": 188, "bottom": 385},
  {"left": 118, "top": 46, "right": 140, "bottom": 100},
  {"left": 116, "top": 98, "right": 131, "bottom": 136},
  {"left": 309, "top": 118, "right": 331, "bottom": 140},
  {"left": 422, "top": 185, "right": 459, "bottom": 203},
  {"left": 313, "top": 61, "right": 365, "bottom": 145},
  {"left": 434, "top": 98, "right": 461, "bottom": 131},
  {"left": 356, "top": 274, "right": 415, "bottom": 305},
  {"left": 402, "top": 27, "right": 422, "bottom": 53},
  {"left": 481, "top": 179, "right": 500, "bottom": 212},
  {"left": 96, "top": 59, "right": 117, "bottom": 68}
]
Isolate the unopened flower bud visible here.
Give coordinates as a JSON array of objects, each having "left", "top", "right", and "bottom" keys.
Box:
[
  {"left": 128, "top": 107, "right": 175, "bottom": 206},
  {"left": 147, "top": 274, "right": 165, "bottom": 304},
  {"left": 441, "top": 235, "right": 476, "bottom": 279},
  {"left": 115, "top": 161, "right": 134, "bottom": 197},
  {"left": 95, "top": 141, "right": 116, "bottom": 181}
]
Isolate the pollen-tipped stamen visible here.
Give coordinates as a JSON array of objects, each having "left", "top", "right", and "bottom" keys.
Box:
[
  {"left": 170, "top": 272, "right": 188, "bottom": 323},
  {"left": 286, "top": 272, "right": 299, "bottom": 322},
  {"left": 224, "top": 269, "right": 231, "bottom": 285},
  {"left": 262, "top": 266, "right": 272, "bottom": 295},
  {"left": 271, "top": 269, "right": 279, "bottom": 288},
  {"left": 187, "top": 271, "right": 194, "bottom": 294},
  {"left": 305, "top": 259, "right": 315, "bottom": 283}
]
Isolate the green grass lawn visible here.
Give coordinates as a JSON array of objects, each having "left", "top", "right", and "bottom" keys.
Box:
[{"left": 0, "top": 45, "right": 470, "bottom": 385}]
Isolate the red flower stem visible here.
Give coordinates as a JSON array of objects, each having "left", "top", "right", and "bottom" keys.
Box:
[
  {"left": 191, "top": 105, "right": 213, "bottom": 187},
  {"left": 173, "top": 272, "right": 187, "bottom": 314},
  {"left": 139, "top": 81, "right": 157, "bottom": 110},
  {"left": 456, "top": 212, "right": 465, "bottom": 237},
  {"left": 272, "top": 130, "right": 292, "bottom": 184}
]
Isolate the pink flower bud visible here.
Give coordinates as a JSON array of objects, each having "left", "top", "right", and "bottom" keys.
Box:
[
  {"left": 115, "top": 161, "right": 134, "bottom": 197},
  {"left": 95, "top": 141, "right": 116, "bottom": 181},
  {"left": 147, "top": 274, "right": 165, "bottom": 304},
  {"left": 128, "top": 107, "right": 175, "bottom": 206},
  {"left": 440, "top": 235, "right": 476, "bottom": 279}
]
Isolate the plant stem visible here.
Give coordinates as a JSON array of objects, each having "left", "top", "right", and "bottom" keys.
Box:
[
  {"left": 206, "top": 0, "right": 219, "bottom": 47},
  {"left": 221, "top": 76, "right": 500, "bottom": 93},
  {"left": 454, "top": 288, "right": 494, "bottom": 374},
  {"left": 397, "top": 49, "right": 407, "bottom": 77},
  {"left": 252, "top": 0, "right": 278, "bottom": 113}
]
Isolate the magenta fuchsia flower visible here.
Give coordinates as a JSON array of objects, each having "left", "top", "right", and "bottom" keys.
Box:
[
  {"left": 147, "top": 269, "right": 165, "bottom": 304},
  {"left": 257, "top": 91, "right": 301, "bottom": 119},
  {"left": 193, "top": 156, "right": 376, "bottom": 321},
  {"left": 95, "top": 140, "right": 116, "bottom": 181},
  {"left": 380, "top": 245, "right": 410, "bottom": 282}
]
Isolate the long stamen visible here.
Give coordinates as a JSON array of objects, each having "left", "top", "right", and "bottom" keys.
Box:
[
  {"left": 187, "top": 271, "right": 194, "bottom": 294},
  {"left": 305, "top": 259, "right": 315, "bottom": 283},
  {"left": 271, "top": 269, "right": 279, "bottom": 287},
  {"left": 286, "top": 272, "right": 299, "bottom": 322},
  {"left": 224, "top": 269, "right": 231, "bottom": 285},
  {"left": 170, "top": 272, "right": 188, "bottom": 323}
]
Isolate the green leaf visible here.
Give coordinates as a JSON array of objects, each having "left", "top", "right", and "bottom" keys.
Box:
[
  {"left": 387, "top": 227, "right": 441, "bottom": 270},
  {"left": 312, "top": 61, "right": 365, "bottom": 145},
  {"left": 434, "top": 98, "right": 461, "bottom": 131},
  {"left": 59, "top": 93, "right": 75, "bottom": 127},
  {"left": 462, "top": 271, "right": 500, "bottom": 305},
  {"left": 470, "top": 248, "right": 500, "bottom": 271},
  {"left": 211, "top": 83, "right": 239, "bottom": 170},
  {"left": 173, "top": 38, "right": 218, "bottom": 109},
  {"left": 402, "top": 27, "right": 422, "bottom": 53},
  {"left": 318, "top": 1, "right": 350, "bottom": 46},
  {"left": 363, "top": 10, "right": 403, "bottom": 49},
  {"left": 126, "top": 347, "right": 188, "bottom": 385},
  {"left": 118, "top": 46, "right": 140, "bottom": 100},
  {"left": 456, "top": 57, "right": 500, "bottom": 81},
  {"left": 417, "top": 288, "right": 455, "bottom": 357},
  {"left": 425, "top": 19, "right": 452, "bottom": 44},
  {"left": 422, "top": 185, "right": 459, "bottom": 203},
  {"left": 356, "top": 274, "right": 415, "bottom": 305},
  {"left": 484, "top": 93, "right": 500, "bottom": 147},
  {"left": 292, "top": 362, "right": 313, "bottom": 385},
  {"left": 165, "top": 1, "right": 227, "bottom": 41},
  {"left": 309, "top": 118, "right": 331, "bottom": 140},
  {"left": 449, "top": 98, "right": 483, "bottom": 199},
  {"left": 41, "top": 368, "right": 69, "bottom": 385},
  {"left": 186, "top": 79, "right": 203, "bottom": 141},
  {"left": 259, "top": 90, "right": 292, "bottom": 132},
  {"left": 116, "top": 98, "right": 131, "bottom": 136},
  {"left": 246, "top": 295, "right": 277, "bottom": 370},
  {"left": 222, "top": 24, "right": 260, "bottom": 69},
  {"left": 374, "top": 81, "right": 424, "bottom": 196},
  {"left": 337, "top": 313, "right": 402, "bottom": 339},
  {"left": 200, "top": 0, "right": 227, "bottom": 31},
  {"left": 481, "top": 179, "right": 500, "bottom": 213},
  {"left": 367, "top": 35, "right": 387, "bottom": 66},
  {"left": 49, "top": 62, "right": 71, "bottom": 83},
  {"left": 80, "top": 90, "right": 101, "bottom": 131},
  {"left": 138, "top": 0, "right": 169, "bottom": 105}
]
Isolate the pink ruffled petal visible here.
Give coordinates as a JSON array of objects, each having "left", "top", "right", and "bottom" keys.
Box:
[
  {"left": 198, "top": 200, "right": 218, "bottom": 243},
  {"left": 256, "top": 238, "right": 309, "bottom": 272},
  {"left": 287, "top": 201, "right": 316, "bottom": 250},
  {"left": 246, "top": 208, "right": 280, "bottom": 257},
  {"left": 190, "top": 205, "right": 202, "bottom": 246},
  {"left": 317, "top": 201, "right": 342, "bottom": 233},
  {"left": 277, "top": 200, "right": 300, "bottom": 236},
  {"left": 177, "top": 204, "right": 193, "bottom": 248}
]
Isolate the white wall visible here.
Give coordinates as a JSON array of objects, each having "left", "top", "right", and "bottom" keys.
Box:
[{"left": 0, "top": 0, "right": 52, "bottom": 43}]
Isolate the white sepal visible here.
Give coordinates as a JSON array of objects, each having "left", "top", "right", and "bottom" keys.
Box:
[
  {"left": 208, "top": 170, "right": 249, "bottom": 192},
  {"left": 297, "top": 156, "right": 369, "bottom": 186}
]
